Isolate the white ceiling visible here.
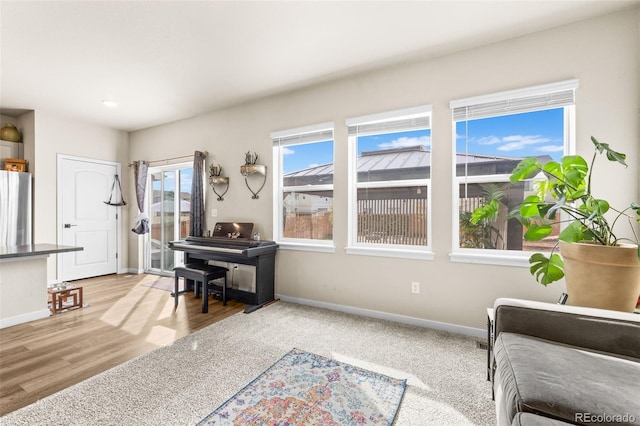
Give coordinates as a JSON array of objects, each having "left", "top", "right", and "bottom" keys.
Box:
[{"left": 1, "top": 0, "right": 638, "bottom": 132}]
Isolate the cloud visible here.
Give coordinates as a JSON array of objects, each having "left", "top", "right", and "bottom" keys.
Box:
[
  {"left": 475, "top": 136, "right": 502, "bottom": 145},
  {"left": 536, "top": 145, "right": 564, "bottom": 152},
  {"left": 308, "top": 163, "right": 320, "bottom": 168},
  {"left": 283, "top": 147, "right": 295, "bottom": 155},
  {"left": 495, "top": 135, "right": 551, "bottom": 152},
  {"left": 463, "top": 132, "right": 564, "bottom": 156},
  {"left": 378, "top": 135, "right": 431, "bottom": 149}
]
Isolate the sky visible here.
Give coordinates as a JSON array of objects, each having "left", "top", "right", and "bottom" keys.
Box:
[
  {"left": 283, "top": 129, "right": 431, "bottom": 174},
  {"left": 456, "top": 108, "right": 564, "bottom": 160},
  {"left": 283, "top": 107, "right": 564, "bottom": 174},
  {"left": 151, "top": 108, "right": 564, "bottom": 183},
  {"left": 151, "top": 168, "right": 193, "bottom": 197}
]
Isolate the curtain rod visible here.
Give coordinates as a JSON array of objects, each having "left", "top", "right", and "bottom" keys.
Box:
[{"left": 128, "top": 151, "right": 208, "bottom": 167}]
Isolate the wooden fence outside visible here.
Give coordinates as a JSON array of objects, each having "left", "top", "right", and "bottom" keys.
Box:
[
  {"left": 459, "top": 196, "right": 483, "bottom": 216},
  {"left": 283, "top": 212, "right": 332, "bottom": 240},
  {"left": 357, "top": 198, "right": 427, "bottom": 245},
  {"left": 150, "top": 217, "right": 190, "bottom": 241}
]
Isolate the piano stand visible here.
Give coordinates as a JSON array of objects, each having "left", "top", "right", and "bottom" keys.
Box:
[
  {"left": 243, "top": 298, "right": 280, "bottom": 314},
  {"left": 169, "top": 234, "right": 277, "bottom": 313}
]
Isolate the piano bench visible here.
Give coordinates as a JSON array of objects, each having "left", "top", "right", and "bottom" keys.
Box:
[{"left": 173, "top": 264, "right": 228, "bottom": 313}]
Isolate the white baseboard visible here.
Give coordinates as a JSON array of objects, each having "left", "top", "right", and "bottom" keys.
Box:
[
  {"left": 276, "top": 294, "right": 485, "bottom": 339},
  {"left": 0, "top": 309, "right": 51, "bottom": 329}
]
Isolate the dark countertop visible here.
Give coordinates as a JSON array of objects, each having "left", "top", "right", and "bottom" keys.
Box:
[{"left": 0, "top": 244, "right": 83, "bottom": 260}]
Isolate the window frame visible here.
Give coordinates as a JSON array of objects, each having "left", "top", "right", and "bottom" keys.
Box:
[
  {"left": 145, "top": 161, "right": 194, "bottom": 273},
  {"left": 345, "top": 105, "right": 434, "bottom": 260},
  {"left": 272, "top": 122, "right": 335, "bottom": 253},
  {"left": 449, "top": 79, "right": 578, "bottom": 266}
]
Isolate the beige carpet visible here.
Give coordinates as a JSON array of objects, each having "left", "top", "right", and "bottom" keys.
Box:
[{"left": 0, "top": 301, "right": 495, "bottom": 425}]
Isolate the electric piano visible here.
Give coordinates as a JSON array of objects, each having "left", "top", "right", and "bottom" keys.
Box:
[{"left": 168, "top": 222, "right": 277, "bottom": 313}]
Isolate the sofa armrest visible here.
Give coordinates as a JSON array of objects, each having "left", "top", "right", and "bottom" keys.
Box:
[{"left": 493, "top": 298, "right": 640, "bottom": 360}]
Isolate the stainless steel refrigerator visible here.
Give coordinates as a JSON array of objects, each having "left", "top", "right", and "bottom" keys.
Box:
[{"left": 0, "top": 170, "right": 32, "bottom": 246}]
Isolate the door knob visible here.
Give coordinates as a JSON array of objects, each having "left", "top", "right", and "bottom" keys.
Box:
[{"left": 64, "top": 224, "right": 78, "bottom": 228}]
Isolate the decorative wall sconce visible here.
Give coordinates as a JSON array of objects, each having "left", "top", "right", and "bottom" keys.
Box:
[
  {"left": 240, "top": 151, "right": 266, "bottom": 199},
  {"left": 208, "top": 164, "right": 229, "bottom": 201}
]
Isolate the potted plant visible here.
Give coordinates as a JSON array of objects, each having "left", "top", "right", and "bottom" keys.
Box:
[{"left": 472, "top": 136, "right": 640, "bottom": 312}]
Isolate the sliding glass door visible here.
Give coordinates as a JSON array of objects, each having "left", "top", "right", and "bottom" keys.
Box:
[{"left": 146, "top": 163, "right": 193, "bottom": 275}]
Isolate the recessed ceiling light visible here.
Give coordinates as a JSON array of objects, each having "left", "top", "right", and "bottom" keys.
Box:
[{"left": 101, "top": 100, "right": 118, "bottom": 108}]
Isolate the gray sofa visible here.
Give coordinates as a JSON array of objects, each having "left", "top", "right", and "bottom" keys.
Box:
[{"left": 492, "top": 298, "right": 640, "bottom": 426}]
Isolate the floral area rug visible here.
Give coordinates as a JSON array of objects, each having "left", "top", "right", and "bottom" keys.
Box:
[{"left": 198, "top": 348, "right": 406, "bottom": 425}]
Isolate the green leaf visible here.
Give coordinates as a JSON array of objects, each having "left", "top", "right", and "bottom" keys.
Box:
[
  {"left": 593, "top": 199, "right": 610, "bottom": 215},
  {"left": 563, "top": 171, "right": 587, "bottom": 196},
  {"left": 541, "top": 161, "right": 562, "bottom": 181},
  {"left": 520, "top": 195, "right": 543, "bottom": 218},
  {"left": 470, "top": 199, "right": 500, "bottom": 224},
  {"left": 591, "top": 136, "right": 627, "bottom": 167},
  {"left": 510, "top": 157, "right": 541, "bottom": 183},
  {"left": 561, "top": 155, "right": 588, "bottom": 177},
  {"left": 630, "top": 202, "right": 640, "bottom": 221},
  {"left": 529, "top": 253, "right": 565, "bottom": 286},
  {"left": 479, "top": 183, "right": 505, "bottom": 202},
  {"left": 559, "top": 221, "right": 585, "bottom": 242},
  {"left": 524, "top": 223, "right": 553, "bottom": 241}
]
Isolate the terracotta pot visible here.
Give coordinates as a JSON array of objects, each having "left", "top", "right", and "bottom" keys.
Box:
[
  {"left": 0, "top": 123, "right": 22, "bottom": 142},
  {"left": 560, "top": 240, "right": 640, "bottom": 312}
]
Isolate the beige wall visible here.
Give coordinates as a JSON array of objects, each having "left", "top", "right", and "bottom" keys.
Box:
[
  {"left": 31, "top": 110, "right": 129, "bottom": 281},
  {"left": 129, "top": 9, "right": 639, "bottom": 331}
]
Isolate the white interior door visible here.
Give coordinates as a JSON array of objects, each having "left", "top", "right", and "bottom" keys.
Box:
[{"left": 60, "top": 156, "right": 119, "bottom": 281}]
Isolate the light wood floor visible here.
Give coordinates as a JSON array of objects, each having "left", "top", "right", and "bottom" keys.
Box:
[{"left": 0, "top": 273, "right": 244, "bottom": 416}]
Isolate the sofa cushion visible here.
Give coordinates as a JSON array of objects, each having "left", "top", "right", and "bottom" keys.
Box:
[
  {"left": 495, "top": 332, "right": 640, "bottom": 425},
  {"left": 511, "top": 412, "right": 574, "bottom": 426}
]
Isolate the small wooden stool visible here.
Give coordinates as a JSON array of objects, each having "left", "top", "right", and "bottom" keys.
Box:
[
  {"left": 173, "top": 264, "right": 228, "bottom": 313},
  {"left": 48, "top": 285, "right": 83, "bottom": 314}
]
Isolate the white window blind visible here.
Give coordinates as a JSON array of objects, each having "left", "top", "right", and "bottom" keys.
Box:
[
  {"left": 346, "top": 105, "right": 432, "bottom": 136},
  {"left": 451, "top": 79, "right": 578, "bottom": 121},
  {"left": 271, "top": 122, "right": 334, "bottom": 146}
]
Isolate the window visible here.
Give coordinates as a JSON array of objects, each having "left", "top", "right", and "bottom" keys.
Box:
[
  {"left": 450, "top": 79, "right": 578, "bottom": 265},
  {"left": 272, "top": 122, "right": 334, "bottom": 251},
  {"left": 147, "top": 163, "right": 193, "bottom": 273},
  {"left": 346, "top": 105, "right": 433, "bottom": 259}
]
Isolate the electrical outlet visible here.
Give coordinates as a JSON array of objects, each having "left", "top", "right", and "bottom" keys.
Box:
[
  {"left": 411, "top": 281, "right": 420, "bottom": 294},
  {"left": 210, "top": 208, "right": 218, "bottom": 217}
]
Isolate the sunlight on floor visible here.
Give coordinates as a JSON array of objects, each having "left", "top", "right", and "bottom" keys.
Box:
[
  {"left": 145, "top": 325, "right": 177, "bottom": 347},
  {"left": 330, "top": 352, "right": 481, "bottom": 424},
  {"left": 120, "top": 288, "right": 164, "bottom": 335},
  {"left": 396, "top": 391, "right": 479, "bottom": 425},
  {"left": 138, "top": 275, "right": 164, "bottom": 285},
  {"left": 99, "top": 280, "right": 175, "bottom": 338},
  {"left": 100, "top": 284, "right": 149, "bottom": 328},
  {"left": 331, "top": 351, "right": 430, "bottom": 390},
  {"left": 157, "top": 295, "right": 177, "bottom": 320}
]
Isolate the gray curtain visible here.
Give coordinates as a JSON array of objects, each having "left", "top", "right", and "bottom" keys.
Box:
[
  {"left": 131, "top": 160, "right": 149, "bottom": 234},
  {"left": 190, "top": 151, "right": 207, "bottom": 237}
]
